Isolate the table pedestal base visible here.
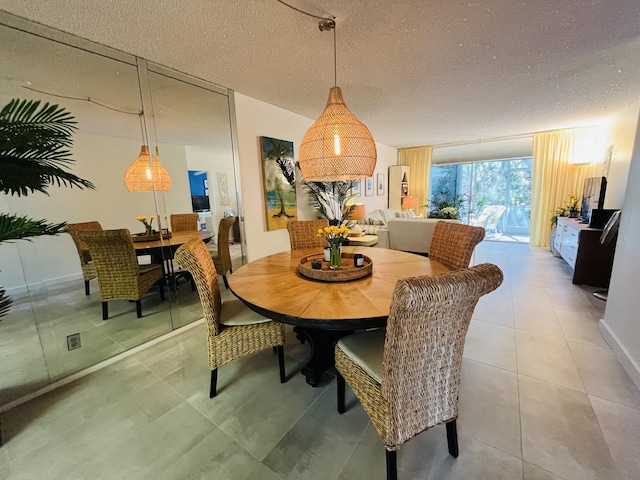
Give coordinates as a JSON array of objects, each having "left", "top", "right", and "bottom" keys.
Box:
[{"left": 294, "top": 327, "right": 353, "bottom": 387}]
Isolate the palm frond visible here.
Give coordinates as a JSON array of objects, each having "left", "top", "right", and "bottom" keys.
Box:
[
  {"left": 0, "top": 286, "right": 12, "bottom": 319},
  {"left": 0, "top": 213, "right": 67, "bottom": 243},
  {"left": 0, "top": 98, "right": 94, "bottom": 196}
]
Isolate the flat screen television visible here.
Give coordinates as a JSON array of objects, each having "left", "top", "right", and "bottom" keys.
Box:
[
  {"left": 579, "top": 176, "right": 606, "bottom": 223},
  {"left": 191, "top": 195, "right": 210, "bottom": 212}
]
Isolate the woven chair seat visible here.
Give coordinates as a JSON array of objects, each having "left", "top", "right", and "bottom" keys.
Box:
[
  {"left": 175, "top": 238, "right": 286, "bottom": 397},
  {"left": 287, "top": 219, "right": 329, "bottom": 250},
  {"left": 335, "top": 263, "right": 504, "bottom": 480}
]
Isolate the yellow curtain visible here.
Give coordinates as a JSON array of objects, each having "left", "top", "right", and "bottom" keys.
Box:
[
  {"left": 530, "top": 130, "right": 587, "bottom": 247},
  {"left": 398, "top": 146, "right": 432, "bottom": 217}
]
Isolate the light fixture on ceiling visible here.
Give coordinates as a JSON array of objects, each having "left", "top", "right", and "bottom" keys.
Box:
[
  {"left": 298, "top": 17, "right": 377, "bottom": 182},
  {"left": 124, "top": 113, "right": 171, "bottom": 192},
  {"left": 124, "top": 145, "right": 172, "bottom": 192}
]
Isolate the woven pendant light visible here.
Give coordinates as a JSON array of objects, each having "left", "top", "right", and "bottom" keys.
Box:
[
  {"left": 299, "top": 19, "right": 377, "bottom": 182},
  {"left": 300, "top": 86, "right": 377, "bottom": 181},
  {"left": 124, "top": 146, "right": 172, "bottom": 192}
]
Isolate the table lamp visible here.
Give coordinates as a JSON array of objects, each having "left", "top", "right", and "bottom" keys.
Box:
[{"left": 402, "top": 196, "right": 419, "bottom": 214}]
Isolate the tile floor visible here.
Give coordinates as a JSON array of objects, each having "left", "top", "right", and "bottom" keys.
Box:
[{"left": 1, "top": 241, "right": 639, "bottom": 479}]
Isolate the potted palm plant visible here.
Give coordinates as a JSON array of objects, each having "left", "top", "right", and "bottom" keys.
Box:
[{"left": 0, "top": 98, "right": 94, "bottom": 318}]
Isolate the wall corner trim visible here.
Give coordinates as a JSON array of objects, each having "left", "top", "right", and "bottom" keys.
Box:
[{"left": 599, "top": 318, "right": 640, "bottom": 390}]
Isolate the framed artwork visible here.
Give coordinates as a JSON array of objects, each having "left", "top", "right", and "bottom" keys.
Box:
[
  {"left": 260, "top": 136, "right": 297, "bottom": 231},
  {"left": 217, "top": 172, "right": 229, "bottom": 205},
  {"left": 376, "top": 173, "right": 385, "bottom": 196},
  {"left": 365, "top": 177, "right": 374, "bottom": 196},
  {"left": 203, "top": 179, "right": 208, "bottom": 189},
  {"left": 352, "top": 179, "right": 361, "bottom": 196}
]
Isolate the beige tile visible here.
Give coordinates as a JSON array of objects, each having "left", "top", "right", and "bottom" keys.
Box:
[
  {"left": 428, "top": 433, "right": 523, "bottom": 480},
  {"left": 513, "top": 303, "right": 563, "bottom": 338},
  {"left": 459, "top": 359, "right": 521, "bottom": 457},
  {"left": 263, "top": 384, "right": 369, "bottom": 480},
  {"left": 472, "top": 297, "right": 514, "bottom": 328},
  {"left": 569, "top": 341, "right": 640, "bottom": 409},
  {"left": 555, "top": 309, "right": 609, "bottom": 348},
  {"left": 519, "top": 376, "right": 621, "bottom": 480},
  {"left": 515, "top": 330, "right": 584, "bottom": 391},
  {"left": 545, "top": 288, "right": 598, "bottom": 314},
  {"left": 463, "top": 321, "right": 517, "bottom": 372},
  {"left": 512, "top": 284, "right": 552, "bottom": 306},
  {"left": 590, "top": 395, "right": 640, "bottom": 480},
  {"left": 523, "top": 461, "right": 566, "bottom": 480}
]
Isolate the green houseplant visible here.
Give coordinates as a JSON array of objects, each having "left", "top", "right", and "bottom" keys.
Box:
[
  {"left": 0, "top": 98, "right": 94, "bottom": 318},
  {"left": 301, "top": 179, "right": 357, "bottom": 226}
]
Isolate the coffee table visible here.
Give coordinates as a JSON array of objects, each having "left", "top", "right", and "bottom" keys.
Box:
[{"left": 347, "top": 234, "right": 378, "bottom": 247}]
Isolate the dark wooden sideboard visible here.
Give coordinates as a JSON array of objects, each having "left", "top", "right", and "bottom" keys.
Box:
[{"left": 553, "top": 217, "right": 616, "bottom": 287}]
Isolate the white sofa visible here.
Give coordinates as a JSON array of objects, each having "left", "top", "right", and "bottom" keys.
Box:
[{"left": 386, "top": 218, "right": 461, "bottom": 255}]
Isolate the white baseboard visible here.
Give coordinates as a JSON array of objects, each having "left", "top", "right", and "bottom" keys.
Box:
[{"left": 599, "top": 318, "right": 640, "bottom": 390}]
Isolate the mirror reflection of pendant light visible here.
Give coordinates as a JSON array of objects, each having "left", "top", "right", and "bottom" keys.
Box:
[
  {"left": 124, "top": 145, "right": 172, "bottom": 192},
  {"left": 124, "top": 112, "right": 171, "bottom": 192},
  {"left": 299, "top": 19, "right": 377, "bottom": 182}
]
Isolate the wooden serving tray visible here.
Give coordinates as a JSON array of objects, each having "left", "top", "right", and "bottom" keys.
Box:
[
  {"left": 298, "top": 252, "right": 373, "bottom": 282},
  {"left": 132, "top": 231, "right": 172, "bottom": 242}
]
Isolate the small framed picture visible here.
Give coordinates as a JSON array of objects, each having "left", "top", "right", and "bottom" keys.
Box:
[
  {"left": 203, "top": 179, "right": 209, "bottom": 189},
  {"left": 376, "top": 173, "right": 385, "bottom": 196},
  {"left": 352, "top": 180, "right": 361, "bottom": 196},
  {"left": 365, "top": 177, "right": 374, "bottom": 196}
]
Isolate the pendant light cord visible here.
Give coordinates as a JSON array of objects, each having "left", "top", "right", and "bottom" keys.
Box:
[{"left": 275, "top": 0, "right": 333, "bottom": 21}]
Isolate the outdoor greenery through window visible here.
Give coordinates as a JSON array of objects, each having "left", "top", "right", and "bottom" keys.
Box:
[{"left": 429, "top": 157, "right": 532, "bottom": 242}]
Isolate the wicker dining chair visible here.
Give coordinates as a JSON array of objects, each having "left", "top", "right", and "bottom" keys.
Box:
[
  {"left": 287, "top": 219, "right": 329, "bottom": 250},
  {"left": 335, "top": 263, "right": 503, "bottom": 480},
  {"left": 175, "top": 238, "right": 286, "bottom": 397},
  {"left": 78, "top": 229, "right": 165, "bottom": 320},
  {"left": 170, "top": 213, "right": 199, "bottom": 232},
  {"left": 66, "top": 221, "right": 103, "bottom": 295},
  {"left": 209, "top": 216, "right": 236, "bottom": 287},
  {"left": 428, "top": 221, "right": 485, "bottom": 270}
]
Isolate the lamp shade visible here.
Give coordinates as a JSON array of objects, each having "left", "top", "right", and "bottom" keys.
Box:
[
  {"left": 299, "top": 86, "right": 377, "bottom": 182},
  {"left": 345, "top": 203, "right": 366, "bottom": 220},
  {"left": 124, "top": 146, "right": 172, "bottom": 192},
  {"left": 402, "top": 196, "right": 419, "bottom": 210}
]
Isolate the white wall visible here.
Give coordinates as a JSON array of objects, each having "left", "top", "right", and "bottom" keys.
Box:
[
  {"left": 598, "top": 99, "right": 640, "bottom": 208},
  {"left": 234, "top": 92, "right": 398, "bottom": 262},
  {"left": 600, "top": 106, "right": 640, "bottom": 388}
]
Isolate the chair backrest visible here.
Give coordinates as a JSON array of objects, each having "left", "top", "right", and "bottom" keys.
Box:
[
  {"left": 215, "top": 216, "right": 236, "bottom": 275},
  {"left": 66, "top": 221, "right": 103, "bottom": 267},
  {"left": 428, "top": 221, "right": 485, "bottom": 270},
  {"left": 77, "top": 229, "right": 141, "bottom": 300},
  {"left": 382, "top": 263, "right": 503, "bottom": 448},
  {"left": 175, "top": 238, "right": 222, "bottom": 336},
  {"left": 171, "top": 213, "right": 199, "bottom": 232},
  {"left": 287, "top": 219, "right": 329, "bottom": 250}
]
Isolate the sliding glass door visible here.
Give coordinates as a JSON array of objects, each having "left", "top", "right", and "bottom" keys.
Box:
[{"left": 429, "top": 157, "right": 533, "bottom": 242}]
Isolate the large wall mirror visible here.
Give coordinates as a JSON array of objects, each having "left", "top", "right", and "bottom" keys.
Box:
[{"left": 0, "top": 13, "right": 242, "bottom": 407}]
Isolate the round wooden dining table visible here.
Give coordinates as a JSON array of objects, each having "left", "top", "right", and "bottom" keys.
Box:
[{"left": 227, "top": 246, "right": 449, "bottom": 386}]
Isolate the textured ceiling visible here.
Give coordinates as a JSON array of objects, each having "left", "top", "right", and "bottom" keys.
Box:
[{"left": 2, "top": 0, "right": 640, "bottom": 148}]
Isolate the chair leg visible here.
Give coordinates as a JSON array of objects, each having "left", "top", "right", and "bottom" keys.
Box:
[
  {"left": 277, "top": 345, "right": 286, "bottom": 383},
  {"left": 102, "top": 302, "right": 108, "bottom": 320},
  {"left": 222, "top": 275, "right": 229, "bottom": 289},
  {"left": 385, "top": 450, "right": 397, "bottom": 480},
  {"left": 84, "top": 280, "right": 90, "bottom": 296},
  {"left": 210, "top": 369, "right": 218, "bottom": 398},
  {"left": 446, "top": 419, "right": 459, "bottom": 458},
  {"left": 159, "top": 283, "right": 165, "bottom": 301},
  {"left": 337, "top": 372, "right": 345, "bottom": 414},
  {"left": 136, "top": 300, "right": 142, "bottom": 318}
]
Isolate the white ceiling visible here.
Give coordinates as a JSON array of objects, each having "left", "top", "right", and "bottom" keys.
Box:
[{"left": 2, "top": 0, "right": 640, "bottom": 148}]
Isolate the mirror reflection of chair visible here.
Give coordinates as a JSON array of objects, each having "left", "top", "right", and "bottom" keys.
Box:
[
  {"left": 335, "top": 264, "right": 504, "bottom": 480},
  {"left": 175, "top": 238, "right": 286, "bottom": 398},
  {"left": 429, "top": 221, "right": 485, "bottom": 270},
  {"left": 78, "top": 229, "right": 165, "bottom": 320},
  {"left": 65, "top": 221, "right": 103, "bottom": 295},
  {"left": 209, "top": 216, "right": 236, "bottom": 287},
  {"left": 170, "top": 213, "right": 199, "bottom": 232},
  {"left": 287, "top": 219, "right": 329, "bottom": 250},
  {"left": 169, "top": 213, "right": 200, "bottom": 290}
]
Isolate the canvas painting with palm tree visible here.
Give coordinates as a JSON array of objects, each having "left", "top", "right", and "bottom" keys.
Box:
[{"left": 260, "top": 136, "right": 297, "bottom": 231}]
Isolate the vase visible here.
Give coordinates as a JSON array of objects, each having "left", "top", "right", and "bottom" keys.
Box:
[
  {"left": 329, "top": 243, "right": 342, "bottom": 269},
  {"left": 145, "top": 226, "right": 153, "bottom": 235}
]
